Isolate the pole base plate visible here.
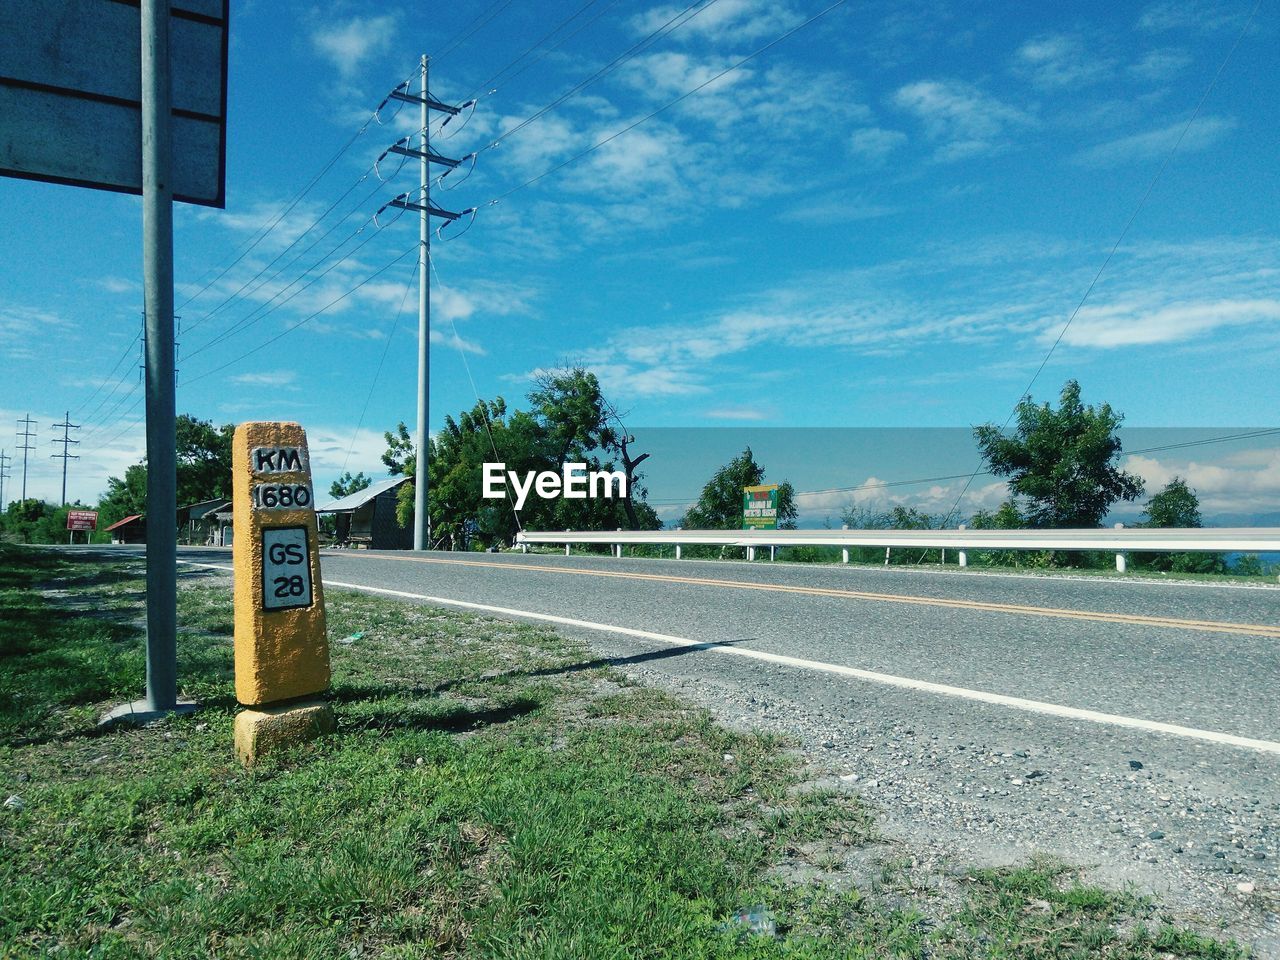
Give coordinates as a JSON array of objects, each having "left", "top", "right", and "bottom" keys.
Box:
[{"left": 99, "top": 698, "right": 198, "bottom": 729}]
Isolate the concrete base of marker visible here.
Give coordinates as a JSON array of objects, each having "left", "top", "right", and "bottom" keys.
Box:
[
  {"left": 234, "top": 699, "right": 334, "bottom": 766},
  {"left": 99, "top": 698, "right": 198, "bottom": 729}
]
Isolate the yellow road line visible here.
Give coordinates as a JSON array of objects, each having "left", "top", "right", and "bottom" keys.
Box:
[{"left": 331, "top": 553, "right": 1280, "bottom": 639}]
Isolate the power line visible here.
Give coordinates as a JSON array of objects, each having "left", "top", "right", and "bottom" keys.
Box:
[
  {"left": 182, "top": 168, "right": 386, "bottom": 337},
  {"left": 338, "top": 259, "right": 419, "bottom": 478},
  {"left": 183, "top": 215, "right": 387, "bottom": 361},
  {"left": 463, "top": 0, "right": 623, "bottom": 101},
  {"left": 80, "top": 379, "right": 141, "bottom": 439},
  {"left": 427, "top": 249, "right": 523, "bottom": 533},
  {"left": 937, "top": 0, "right": 1263, "bottom": 529},
  {"left": 182, "top": 244, "right": 420, "bottom": 385},
  {"left": 88, "top": 398, "right": 146, "bottom": 458},
  {"left": 176, "top": 71, "right": 417, "bottom": 314},
  {"left": 1124, "top": 428, "right": 1280, "bottom": 458},
  {"left": 79, "top": 358, "right": 141, "bottom": 427},
  {"left": 387, "top": 0, "right": 841, "bottom": 232},
  {"left": 79, "top": 314, "right": 153, "bottom": 435},
  {"left": 72, "top": 332, "right": 141, "bottom": 419},
  {"left": 432, "top": 0, "right": 516, "bottom": 63}
]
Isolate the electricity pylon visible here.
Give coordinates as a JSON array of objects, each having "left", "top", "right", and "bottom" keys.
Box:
[{"left": 379, "top": 56, "right": 467, "bottom": 551}]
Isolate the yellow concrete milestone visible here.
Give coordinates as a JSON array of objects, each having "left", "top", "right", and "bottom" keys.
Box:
[
  {"left": 232, "top": 421, "right": 330, "bottom": 707},
  {"left": 234, "top": 700, "right": 336, "bottom": 767}
]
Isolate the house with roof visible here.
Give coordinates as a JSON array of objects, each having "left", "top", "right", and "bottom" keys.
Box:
[
  {"left": 315, "top": 477, "right": 412, "bottom": 550},
  {"left": 178, "top": 497, "right": 232, "bottom": 545},
  {"left": 105, "top": 514, "right": 147, "bottom": 544}
]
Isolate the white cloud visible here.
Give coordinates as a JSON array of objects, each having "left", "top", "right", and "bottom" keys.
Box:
[
  {"left": 358, "top": 272, "right": 530, "bottom": 332},
  {"left": 310, "top": 14, "right": 398, "bottom": 79},
  {"left": 1051, "top": 298, "right": 1280, "bottom": 348},
  {"left": 511, "top": 362, "right": 708, "bottom": 399},
  {"left": 848, "top": 126, "right": 907, "bottom": 161},
  {"left": 430, "top": 329, "right": 485, "bottom": 355},
  {"left": 490, "top": 112, "right": 584, "bottom": 176},
  {"left": 778, "top": 194, "right": 897, "bottom": 225},
  {"left": 99, "top": 277, "right": 137, "bottom": 295},
  {"left": 583, "top": 124, "right": 689, "bottom": 193},
  {"left": 1073, "top": 115, "right": 1236, "bottom": 167},
  {"left": 189, "top": 199, "right": 341, "bottom": 260},
  {"left": 524, "top": 233, "right": 1280, "bottom": 401},
  {"left": 305, "top": 424, "right": 396, "bottom": 496},
  {"left": 0, "top": 306, "right": 70, "bottom": 361},
  {"left": 703, "top": 406, "right": 768, "bottom": 421},
  {"left": 587, "top": 362, "right": 710, "bottom": 398},
  {"left": 1128, "top": 47, "right": 1193, "bottom": 82},
  {"left": 1013, "top": 34, "right": 1112, "bottom": 89},
  {"left": 891, "top": 80, "right": 1032, "bottom": 161},
  {"left": 230, "top": 370, "right": 297, "bottom": 387},
  {"left": 1138, "top": 0, "right": 1247, "bottom": 34},
  {"left": 1125, "top": 449, "right": 1280, "bottom": 515},
  {"left": 623, "top": 51, "right": 746, "bottom": 100},
  {"left": 622, "top": 54, "right": 867, "bottom": 138},
  {"left": 630, "top": 0, "right": 802, "bottom": 45},
  {"left": 790, "top": 477, "right": 1009, "bottom": 522}
]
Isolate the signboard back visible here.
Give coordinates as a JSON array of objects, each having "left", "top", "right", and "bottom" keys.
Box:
[{"left": 0, "top": 0, "right": 228, "bottom": 206}]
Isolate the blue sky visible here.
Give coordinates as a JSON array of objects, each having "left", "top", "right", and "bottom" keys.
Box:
[{"left": 1, "top": 0, "right": 1277, "bottom": 521}]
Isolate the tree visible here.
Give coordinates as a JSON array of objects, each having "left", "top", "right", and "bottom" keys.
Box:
[
  {"left": 1139, "top": 477, "right": 1224, "bottom": 573},
  {"left": 973, "top": 380, "right": 1144, "bottom": 529},
  {"left": 1232, "top": 554, "right": 1268, "bottom": 577},
  {"left": 0, "top": 500, "right": 96, "bottom": 544},
  {"left": 1142, "top": 477, "right": 1201, "bottom": 528},
  {"left": 528, "top": 367, "right": 658, "bottom": 532},
  {"left": 528, "top": 367, "right": 616, "bottom": 466},
  {"left": 969, "top": 499, "right": 1025, "bottom": 530},
  {"left": 0, "top": 499, "right": 49, "bottom": 543},
  {"left": 682, "top": 447, "right": 797, "bottom": 530},
  {"left": 329, "top": 471, "right": 371, "bottom": 499},
  {"left": 92, "top": 414, "right": 231, "bottom": 538},
  {"left": 97, "top": 464, "right": 149, "bottom": 531},
  {"left": 425, "top": 397, "right": 542, "bottom": 546},
  {"left": 385, "top": 370, "right": 660, "bottom": 548},
  {"left": 382, "top": 422, "right": 416, "bottom": 478},
  {"left": 967, "top": 499, "right": 1028, "bottom": 567},
  {"left": 175, "top": 415, "right": 234, "bottom": 506},
  {"left": 322, "top": 472, "right": 372, "bottom": 538}
]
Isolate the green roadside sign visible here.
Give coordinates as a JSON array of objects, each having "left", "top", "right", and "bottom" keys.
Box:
[{"left": 742, "top": 484, "right": 779, "bottom": 530}]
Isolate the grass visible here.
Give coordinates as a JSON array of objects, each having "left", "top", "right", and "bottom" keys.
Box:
[{"left": 0, "top": 544, "right": 1253, "bottom": 958}]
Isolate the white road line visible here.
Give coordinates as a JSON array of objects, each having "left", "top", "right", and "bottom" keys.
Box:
[{"left": 179, "top": 560, "right": 1280, "bottom": 756}]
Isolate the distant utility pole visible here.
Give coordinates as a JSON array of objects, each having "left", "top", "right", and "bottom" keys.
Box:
[
  {"left": 381, "top": 55, "right": 465, "bottom": 551},
  {"left": 50, "top": 411, "right": 81, "bottom": 506},
  {"left": 16, "top": 414, "right": 36, "bottom": 502},
  {"left": 0, "top": 449, "right": 10, "bottom": 512}
]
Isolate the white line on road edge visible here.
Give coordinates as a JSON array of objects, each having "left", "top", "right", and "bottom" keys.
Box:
[{"left": 180, "top": 560, "right": 1280, "bottom": 756}]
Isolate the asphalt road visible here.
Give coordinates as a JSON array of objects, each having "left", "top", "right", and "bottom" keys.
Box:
[{"left": 175, "top": 546, "right": 1280, "bottom": 947}]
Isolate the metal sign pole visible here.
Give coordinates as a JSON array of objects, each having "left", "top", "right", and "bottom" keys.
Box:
[{"left": 140, "top": 0, "right": 178, "bottom": 712}]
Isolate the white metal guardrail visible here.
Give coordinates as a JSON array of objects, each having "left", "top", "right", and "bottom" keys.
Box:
[{"left": 515, "top": 526, "right": 1280, "bottom": 572}]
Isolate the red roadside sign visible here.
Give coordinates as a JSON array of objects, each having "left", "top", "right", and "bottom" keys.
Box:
[{"left": 66, "top": 510, "right": 98, "bottom": 532}]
